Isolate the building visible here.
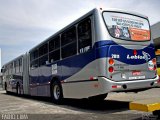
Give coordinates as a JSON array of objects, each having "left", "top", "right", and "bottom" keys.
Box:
[{"left": 151, "top": 21, "right": 160, "bottom": 49}]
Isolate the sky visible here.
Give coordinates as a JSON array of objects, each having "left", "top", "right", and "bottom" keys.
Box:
[{"left": 0, "top": 0, "right": 160, "bottom": 66}]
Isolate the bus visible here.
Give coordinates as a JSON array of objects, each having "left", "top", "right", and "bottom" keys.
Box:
[{"left": 1, "top": 8, "right": 159, "bottom": 103}]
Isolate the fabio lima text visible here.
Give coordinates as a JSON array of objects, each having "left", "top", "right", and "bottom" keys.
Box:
[{"left": 1, "top": 114, "right": 28, "bottom": 120}]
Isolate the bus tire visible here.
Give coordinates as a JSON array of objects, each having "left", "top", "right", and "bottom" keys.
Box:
[
  {"left": 50, "top": 80, "right": 63, "bottom": 104},
  {"left": 16, "top": 83, "right": 21, "bottom": 96},
  {"left": 89, "top": 93, "right": 108, "bottom": 101}
]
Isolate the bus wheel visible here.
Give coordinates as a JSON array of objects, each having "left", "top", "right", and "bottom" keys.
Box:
[
  {"left": 51, "top": 81, "right": 63, "bottom": 104},
  {"left": 89, "top": 93, "right": 108, "bottom": 101},
  {"left": 16, "top": 83, "right": 21, "bottom": 95}
]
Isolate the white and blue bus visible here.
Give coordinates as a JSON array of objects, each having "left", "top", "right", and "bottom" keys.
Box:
[{"left": 1, "top": 8, "right": 159, "bottom": 103}]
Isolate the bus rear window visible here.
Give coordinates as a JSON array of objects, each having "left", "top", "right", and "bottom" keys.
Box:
[{"left": 103, "top": 12, "right": 150, "bottom": 41}]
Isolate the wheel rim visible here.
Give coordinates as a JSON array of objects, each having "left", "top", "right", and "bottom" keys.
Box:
[{"left": 53, "top": 85, "right": 60, "bottom": 100}]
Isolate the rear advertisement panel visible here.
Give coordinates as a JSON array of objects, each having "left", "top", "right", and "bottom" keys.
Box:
[{"left": 103, "top": 12, "right": 150, "bottom": 41}]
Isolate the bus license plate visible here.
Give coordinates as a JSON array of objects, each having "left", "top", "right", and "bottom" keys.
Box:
[{"left": 129, "top": 76, "right": 145, "bottom": 80}]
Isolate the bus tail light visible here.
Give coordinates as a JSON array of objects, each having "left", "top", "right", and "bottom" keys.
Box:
[
  {"left": 112, "top": 85, "right": 117, "bottom": 88},
  {"left": 109, "top": 58, "right": 114, "bottom": 65},
  {"left": 108, "top": 66, "right": 114, "bottom": 73},
  {"left": 112, "top": 85, "right": 121, "bottom": 89},
  {"left": 152, "top": 58, "right": 157, "bottom": 71},
  {"left": 154, "top": 65, "right": 157, "bottom": 71},
  {"left": 108, "top": 58, "right": 114, "bottom": 73}
]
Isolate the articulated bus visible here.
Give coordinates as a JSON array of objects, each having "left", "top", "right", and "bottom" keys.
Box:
[{"left": 1, "top": 8, "right": 159, "bottom": 103}]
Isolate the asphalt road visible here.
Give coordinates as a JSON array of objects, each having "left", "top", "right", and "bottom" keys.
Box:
[{"left": 0, "top": 88, "right": 160, "bottom": 120}]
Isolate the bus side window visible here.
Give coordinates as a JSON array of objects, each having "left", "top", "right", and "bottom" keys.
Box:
[
  {"left": 19, "top": 58, "right": 22, "bottom": 72},
  {"left": 49, "top": 50, "right": 60, "bottom": 63},
  {"left": 39, "top": 55, "right": 48, "bottom": 66},
  {"left": 9, "top": 63, "right": 13, "bottom": 74},
  {"left": 30, "top": 50, "right": 38, "bottom": 61},
  {"left": 39, "top": 43, "right": 48, "bottom": 57},
  {"left": 15, "top": 60, "right": 19, "bottom": 73},
  {"left": 30, "top": 60, "right": 38, "bottom": 69},
  {"left": 38, "top": 43, "right": 48, "bottom": 66},
  {"left": 49, "top": 36, "right": 60, "bottom": 63},
  {"left": 49, "top": 36, "right": 60, "bottom": 52},
  {"left": 61, "top": 27, "right": 77, "bottom": 59},
  {"left": 78, "top": 18, "right": 92, "bottom": 53},
  {"left": 30, "top": 50, "right": 39, "bottom": 69}
]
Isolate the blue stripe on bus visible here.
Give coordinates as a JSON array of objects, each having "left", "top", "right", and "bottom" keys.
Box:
[
  {"left": 30, "top": 40, "right": 155, "bottom": 84},
  {"left": 94, "top": 40, "right": 155, "bottom": 65},
  {"left": 108, "top": 44, "right": 155, "bottom": 64}
]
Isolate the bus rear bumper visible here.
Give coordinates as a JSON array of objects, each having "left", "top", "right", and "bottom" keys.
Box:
[{"left": 99, "top": 75, "right": 159, "bottom": 93}]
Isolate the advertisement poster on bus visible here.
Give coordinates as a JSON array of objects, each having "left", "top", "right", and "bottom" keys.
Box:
[{"left": 103, "top": 12, "right": 150, "bottom": 41}]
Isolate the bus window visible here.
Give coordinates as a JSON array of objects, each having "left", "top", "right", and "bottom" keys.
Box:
[
  {"left": 49, "top": 50, "right": 60, "bottom": 63},
  {"left": 13, "top": 61, "right": 16, "bottom": 73},
  {"left": 78, "top": 18, "right": 92, "bottom": 53},
  {"left": 39, "top": 55, "right": 48, "bottom": 66},
  {"left": 39, "top": 43, "right": 48, "bottom": 57},
  {"left": 30, "top": 60, "right": 38, "bottom": 69},
  {"left": 19, "top": 58, "right": 22, "bottom": 72},
  {"left": 30, "top": 50, "right": 38, "bottom": 61},
  {"left": 49, "top": 36, "right": 60, "bottom": 52},
  {"left": 38, "top": 43, "right": 49, "bottom": 66},
  {"left": 61, "top": 27, "right": 77, "bottom": 58},
  {"left": 103, "top": 12, "right": 150, "bottom": 41},
  {"left": 15, "top": 60, "right": 19, "bottom": 73},
  {"left": 49, "top": 36, "right": 60, "bottom": 63},
  {"left": 8, "top": 63, "right": 13, "bottom": 74}
]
